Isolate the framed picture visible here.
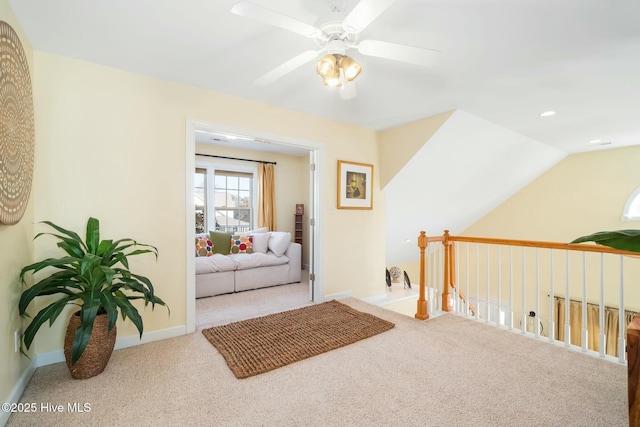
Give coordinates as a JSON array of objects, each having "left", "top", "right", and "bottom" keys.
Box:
[
  {"left": 296, "top": 204, "right": 304, "bottom": 215},
  {"left": 337, "top": 160, "right": 373, "bottom": 210}
]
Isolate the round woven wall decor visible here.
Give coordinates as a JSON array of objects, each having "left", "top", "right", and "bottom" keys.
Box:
[{"left": 0, "top": 20, "right": 34, "bottom": 225}]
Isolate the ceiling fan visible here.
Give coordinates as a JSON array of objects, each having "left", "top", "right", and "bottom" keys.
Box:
[{"left": 231, "top": 0, "right": 441, "bottom": 99}]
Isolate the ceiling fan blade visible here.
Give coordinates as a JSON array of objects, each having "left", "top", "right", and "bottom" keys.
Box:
[
  {"left": 358, "top": 39, "right": 441, "bottom": 67},
  {"left": 254, "top": 50, "right": 321, "bottom": 86},
  {"left": 231, "top": 1, "right": 321, "bottom": 38},
  {"left": 342, "top": 0, "right": 395, "bottom": 34},
  {"left": 339, "top": 82, "right": 357, "bottom": 100}
]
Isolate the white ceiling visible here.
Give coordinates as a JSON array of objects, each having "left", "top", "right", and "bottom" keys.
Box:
[
  {"left": 195, "top": 130, "right": 310, "bottom": 157},
  {"left": 9, "top": 0, "right": 640, "bottom": 154}
]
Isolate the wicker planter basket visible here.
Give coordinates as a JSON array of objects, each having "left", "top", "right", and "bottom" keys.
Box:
[{"left": 64, "top": 312, "right": 117, "bottom": 379}]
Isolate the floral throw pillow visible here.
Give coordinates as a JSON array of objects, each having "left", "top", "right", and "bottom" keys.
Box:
[
  {"left": 195, "top": 235, "right": 214, "bottom": 257},
  {"left": 230, "top": 235, "right": 253, "bottom": 254}
]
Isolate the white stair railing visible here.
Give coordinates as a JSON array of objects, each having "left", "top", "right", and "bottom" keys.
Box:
[{"left": 415, "top": 230, "right": 639, "bottom": 365}]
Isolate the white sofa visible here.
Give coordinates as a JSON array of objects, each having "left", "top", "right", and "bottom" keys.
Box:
[{"left": 195, "top": 231, "right": 302, "bottom": 298}]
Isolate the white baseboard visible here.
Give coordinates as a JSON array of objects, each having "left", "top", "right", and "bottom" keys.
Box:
[
  {"left": 0, "top": 359, "right": 37, "bottom": 427},
  {"left": 360, "top": 293, "right": 388, "bottom": 304},
  {"left": 36, "top": 324, "right": 188, "bottom": 367},
  {"left": 324, "top": 290, "right": 352, "bottom": 301},
  {"left": 113, "top": 325, "right": 187, "bottom": 351}
]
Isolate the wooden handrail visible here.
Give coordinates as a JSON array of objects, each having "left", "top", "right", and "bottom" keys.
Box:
[
  {"left": 457, "top": 288, "right": 477, "bottom": 316},
  {"left": 450, "top": 235, "right": 639, "bottom": 256}
]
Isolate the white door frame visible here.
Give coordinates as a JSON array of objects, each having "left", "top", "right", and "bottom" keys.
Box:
[{"left": 185, "top": 118, "right": 325, "bottom": 333}]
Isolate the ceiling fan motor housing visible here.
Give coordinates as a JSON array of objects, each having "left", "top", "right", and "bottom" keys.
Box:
[{"left": 315, "top": 18, "right": 358, "bottom": 52}]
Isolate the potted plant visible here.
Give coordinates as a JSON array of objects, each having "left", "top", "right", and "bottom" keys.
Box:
[
  {"left": 19, "top": 217, "right": 168, "bottom": 379},
  {"left": 571, "top": 229, "right": 640, "bottom": 251}
]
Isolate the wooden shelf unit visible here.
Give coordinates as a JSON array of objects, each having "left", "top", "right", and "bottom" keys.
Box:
[{"left": 294, "top": 214, "right": 303, "bottom": 247}]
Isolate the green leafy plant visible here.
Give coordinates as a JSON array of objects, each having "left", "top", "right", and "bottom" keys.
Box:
[
  {"left": 571, "top": 229, "right": 640, "bottom": 252},
  {"left": 19, "top": 217, "right": 168, "bottom": 363}
]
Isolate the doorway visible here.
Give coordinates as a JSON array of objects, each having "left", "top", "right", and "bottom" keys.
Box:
[{"left": 184, "top": 119, "right": 325, "bottom": 333}]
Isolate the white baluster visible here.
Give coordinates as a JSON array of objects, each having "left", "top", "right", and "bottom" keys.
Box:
[
  {"left": 486, "top": 244, "right": 490, "bottom": 323},
  {"left": 455, "top": 242, "right": 460, "bottom": 314},
  {"left": 582, "top": 252, "right": 587, "bottom": 352},
  {"left": 429, "top": 245, "right": 435, "bottom": 315},
  {"left": 619, "top": 255, "right": 625, "bottom": 363},
  {"left": 497, "top": 245, "right": 502, "bottom": 326},
  {"left": 509, "top": 246, "right": 513, "bottom": 330},
  {"left": 535, "top": 248, "right": 540, "bottom": 338},
  {"left": 599, "top": 253, "right": 605, "bottom": 358},
  {"left": 565, "top": 251, "right": 570, "bottom": 347},
  {"left": 549, "top": 249, "right": 554, "bottom": 342},
  {"left": 476, "top": 243, "right": 480, "bottom": 321},
  {"left": 521, "top": 246, "right": 526, "bottom": 335},
  {"left": 466, "top": 243, "right": 470, "bottom": 317}
]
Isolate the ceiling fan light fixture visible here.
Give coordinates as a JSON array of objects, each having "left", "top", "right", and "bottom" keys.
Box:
[
  {"left": 324, "top": 77, "right": 342, "bottom": 87},
  {"left": 315, "top": 54, "right": 337, "bottom": 79},
  {"left": 315, "top": 53, "right": 362, "bottom": 89},
  {"left": 339, "top": 55, "right": 362, "bottom": 81},
  {"left": 322, "top": 68, "right": 342, "bottom": 87}
]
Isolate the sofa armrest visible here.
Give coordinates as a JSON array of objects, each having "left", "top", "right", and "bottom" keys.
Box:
[{"left": 286, "top": 242, "right": 302, "bottom": 283}]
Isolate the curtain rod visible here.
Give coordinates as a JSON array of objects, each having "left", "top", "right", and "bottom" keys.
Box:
[{"left": 195, "top": 153, "right": 276, "bottom": 165}]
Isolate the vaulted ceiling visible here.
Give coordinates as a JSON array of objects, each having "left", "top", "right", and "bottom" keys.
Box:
[
  {"left": 384, "top": 110, "right": 566, "bottom": 264},
  {"left": 9, "top": 0, "right": 640, "bottom": 154}
]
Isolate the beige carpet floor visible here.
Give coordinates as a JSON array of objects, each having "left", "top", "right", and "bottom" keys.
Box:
[{"left": 6, "top": 281, "right": 628, "bottom": 427}]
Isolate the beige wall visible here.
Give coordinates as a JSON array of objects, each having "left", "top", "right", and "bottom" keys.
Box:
[
  {"left": 194, "top": 144, "right": 311, "bottom": 266},
  {"left": 463, "top": 145, "right": 640, "bottom": 242},
  {"left": 377, "top": 110, "right": 453, "bottom": 188},
  {"left": 31, "top": 51, "right": 385, "bottom": 355},
  {"left": 0, "top": 0, "right": 35, "bottom": 407}
]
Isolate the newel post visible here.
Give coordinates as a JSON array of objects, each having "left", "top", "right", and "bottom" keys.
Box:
[
  {"left": 628, "top": 313, "right": 640, "bottom": 426},
  {"left": 442, "top": 230, "right": 454, "bottom": 312},
  {"left": 415, "top": 231, "right": 429, "bottom": 320}
]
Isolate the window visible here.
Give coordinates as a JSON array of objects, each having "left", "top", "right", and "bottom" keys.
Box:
[
  {"left": 622, "top": 186, "right": 640, "bottom": 221},
  {"left": 194, "top": 165, "right": 256, "bottom": 234},
  {"left": 195, "top": 168, "right": 207, "bottom": 233},
  {"left": 214, "top": 170, "right": 253, "bottom": 233}
]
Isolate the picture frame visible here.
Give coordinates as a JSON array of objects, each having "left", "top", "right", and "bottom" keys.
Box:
[
  {"left": 337, "top": 160, "right": 373, "bottom": 210},
  {"left": 296, "top": 204, "right": 304, "bottom": 215}
]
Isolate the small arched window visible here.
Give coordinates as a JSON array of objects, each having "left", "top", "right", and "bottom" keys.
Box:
[{"left": 622, "top": 187, "right": 640, "bottom": 221}]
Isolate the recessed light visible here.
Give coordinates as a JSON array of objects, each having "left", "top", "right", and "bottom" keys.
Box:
[
  {"left": 589, "top": 139, "right": 613, "bottom": 146},
  {"left": 539, "top": 111, "right": 556, "bottom": 117}
]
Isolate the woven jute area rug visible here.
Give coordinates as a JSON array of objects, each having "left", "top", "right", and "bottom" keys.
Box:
[{"left": 202, "top": 299, "right": 395, "bottom": 379}]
